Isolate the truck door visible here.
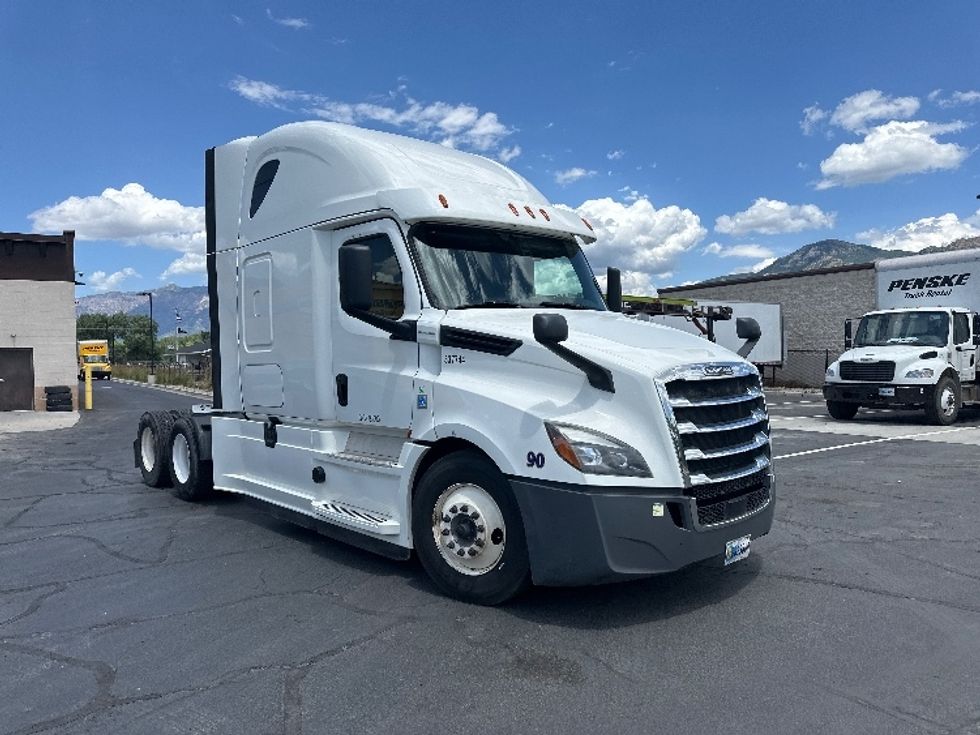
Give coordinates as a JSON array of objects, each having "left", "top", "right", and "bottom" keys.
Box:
[
  {"left": 331, "top": 220, "right": 420, "bottom": 430},
  {"left": 952, "top": 312, "right": 976, "bottom": 384}
]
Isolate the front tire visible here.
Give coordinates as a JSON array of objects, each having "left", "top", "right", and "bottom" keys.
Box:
[
  {"left": 826, "top": 400, "right": 859, "bottom": 420},
  {"left": 412, "top": 451, "right": 530, "bottom": 605},
  {"left": 925, "top": 375, "right": 960, "bottom": 426}
]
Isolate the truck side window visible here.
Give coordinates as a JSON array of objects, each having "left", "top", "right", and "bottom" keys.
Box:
[
  {"left": 954, "top": 313, "right": 969, "bottom": 344},
  {"left": 249, "top": 159, "right": 280, "bottom": 218},
  {"left": 348, "top": 234, "right": 405, "bottom": 319}
]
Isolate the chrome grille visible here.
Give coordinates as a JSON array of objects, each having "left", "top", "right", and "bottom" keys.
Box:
[
  {"left": 839, "top": 361, "right": 896, "bottom": 381},
  {"left": 662, "top": 364, "right": 772, "bottom": 527}
]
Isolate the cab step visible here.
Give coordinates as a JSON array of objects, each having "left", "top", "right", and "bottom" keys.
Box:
[{"left": 310, "top": 500, "right": 400, "bottom": 535}]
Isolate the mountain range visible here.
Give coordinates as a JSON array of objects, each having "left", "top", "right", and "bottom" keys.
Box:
[
  {"left": 75, "top": 283, "right": 210, "bottom": 335},
  {"left": 756, "top": 235, "right": 980, "bottom": 277}
]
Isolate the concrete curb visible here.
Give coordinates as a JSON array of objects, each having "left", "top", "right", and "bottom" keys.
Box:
[{"left": 112, "top": 378, "right": 212, "bottom": 400}]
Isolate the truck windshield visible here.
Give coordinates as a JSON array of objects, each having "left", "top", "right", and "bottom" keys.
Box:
[
  {"left": 411, "top": 223, "right": 607, "bottom": 311},
  {"left": 854, "top": 311, "right": 949, "bottom": 347}
]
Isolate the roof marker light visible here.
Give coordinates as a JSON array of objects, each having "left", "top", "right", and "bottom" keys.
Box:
[
  {"left": 581, "top": 217, "right": 594, "bottom": 232},
  {"left": 539, "top": 209, "right": 550, "bottom": 221},
  {"left": 438, "top": 194, "right": 449, "bottom": 208},
  {"left": 524, "top": 205, "right": 536, "bottom": 219},
  {"left": 508, "top": 203, "right": 520, "bottom": 216}
]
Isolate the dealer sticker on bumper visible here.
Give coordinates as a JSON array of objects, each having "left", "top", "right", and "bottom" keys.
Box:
[
  {"left": 724, "top": 535, "right": 751, "bottom": 566},
  {"left": 878, "top": 387, "right": 896, "bottom": 397}
]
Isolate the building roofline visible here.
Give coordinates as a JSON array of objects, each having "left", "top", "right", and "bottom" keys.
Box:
[
  {"left": 0, "top": 231, "right": 75, "bottom": 244},
  {"left": 659, "top": 261, "right": 875, "bottom": 292}
]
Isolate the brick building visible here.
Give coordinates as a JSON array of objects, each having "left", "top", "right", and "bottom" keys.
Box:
[
  {"left": 660, "top": 263, "right": 877, "bottom": 387},
  {"left": 0, "top": 231, "right": 78, "bottom": 410}
]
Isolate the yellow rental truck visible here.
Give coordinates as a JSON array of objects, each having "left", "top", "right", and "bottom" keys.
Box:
[{"left": 77, "top": 339, "right": 112, "bottom": 380}]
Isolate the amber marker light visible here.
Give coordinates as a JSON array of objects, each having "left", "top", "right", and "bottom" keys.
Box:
[
  {"left": 539, "top": 209, "right": 550, "bottom": 221},
  {"left": 581, "top": 217, "right": 594, "bottom": 231},
  {"left": 546, "top": 423, "right": 582, "bottom": 470},
  {"left": 524, "top": 205, "right": 536, "bottom": 218},
  {"left": 508, "top": 203, "right": 520, "bottom": 216},
  {"left": 438, "top": 194, "right": 449, "bottom": 208}
]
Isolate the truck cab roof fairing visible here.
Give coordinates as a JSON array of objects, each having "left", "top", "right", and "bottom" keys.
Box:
[{"left": 234, "top": 121, "right": 596, "bottom": 244}]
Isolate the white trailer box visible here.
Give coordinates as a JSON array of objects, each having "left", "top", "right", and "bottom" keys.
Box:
[
  {"left": 877, "top": 249, "right": 980, "bottom": 312},
  {"left": 651, "top": 302, "right": 783, "bottom": 366}
]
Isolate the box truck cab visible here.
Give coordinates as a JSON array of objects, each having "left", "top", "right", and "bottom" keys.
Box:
[
  {"left": 78, "top": 339, "right": 111, "bottom": 380},
  {"left": 824, "top": 249, "right": 980, "bottom": 425},
  {"left": 134, "top": 122, "right": 774, "bottom": 604}
]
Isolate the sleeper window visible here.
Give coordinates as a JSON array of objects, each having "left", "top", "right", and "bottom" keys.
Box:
[{"left": 249, "top": 159, "right": 280, "bottom": 218}]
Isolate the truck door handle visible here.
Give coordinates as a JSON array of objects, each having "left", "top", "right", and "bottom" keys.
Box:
[{"left": 335, "top": 374, "right": 348, "bottom": 406}]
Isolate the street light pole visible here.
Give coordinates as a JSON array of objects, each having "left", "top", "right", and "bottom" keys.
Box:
[{"left": 139, "top": 291, "right": 155, "bottom": 380}]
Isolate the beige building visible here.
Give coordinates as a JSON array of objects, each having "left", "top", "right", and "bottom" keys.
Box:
[{"left": 0, "top": 231, "right": 78, "bottom": 410}]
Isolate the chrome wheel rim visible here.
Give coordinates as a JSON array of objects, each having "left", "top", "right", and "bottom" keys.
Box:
[
  {"left": 172, "top": 434, "right": 191, "bottom": 485},
  {"left": 432, "top": 483, "right": 506, "bottom": 576},
  {"left": 940, "top": 386, "right": 956, "bottom": 417},
  {"left": 140, "top": 427, "right": 155, "bottom": 472}
]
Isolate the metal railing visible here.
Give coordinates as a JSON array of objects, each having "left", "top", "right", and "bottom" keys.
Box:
[{"left": 759, "top": 349, "right": 837, "bottom": 388}]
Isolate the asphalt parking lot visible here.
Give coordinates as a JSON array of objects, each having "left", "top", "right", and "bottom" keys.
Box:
[{"left": 2, "top": 381, "right": 979, "bottom": 735}]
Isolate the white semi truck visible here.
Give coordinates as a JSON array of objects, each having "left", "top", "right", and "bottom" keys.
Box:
[
  {"left": 824, "top": 248, "right": 980, "bottom": 425},
  {"left": 134, "top": 122, "right": 774, "bottom": 604}
]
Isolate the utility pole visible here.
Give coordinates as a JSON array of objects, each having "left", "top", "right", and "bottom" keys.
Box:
[
  {"left": 139, "top": 291, "right": 155, "bottom": 381},
  {"left": 174, "top": 309, "right": 182, "bottom": 364}
]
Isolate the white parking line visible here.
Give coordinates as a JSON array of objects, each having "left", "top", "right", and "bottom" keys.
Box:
[{"left": 774, "top": 426, "right": 976, "bottom": 459}]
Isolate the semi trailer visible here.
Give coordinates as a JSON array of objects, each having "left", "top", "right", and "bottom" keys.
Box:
[
  {"left": 134, "top": 122, "right": 774, "bottom": 604},
  {"left": 824, "top": 248, "right": 980, "bottom": 425}
]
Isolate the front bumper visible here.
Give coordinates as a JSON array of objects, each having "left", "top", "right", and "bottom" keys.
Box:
[
  {"left": 509, "top": 476, "right": 774, "bottom": 586},
  {"left": 823, "top": 382, "right": 934, "bottom": 406}
]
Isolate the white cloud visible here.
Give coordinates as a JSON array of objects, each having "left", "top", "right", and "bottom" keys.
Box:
[
  {"left": 857, "top": 209, "right": 980, "bottom": 252},
  {"left": 228, "top": 77, "right": 517, "bottom": 155},
  {"left": 232, "top": 14, "right": 244, "bottom": 25},
  {"left": 732, "top": 258, "right": 777, "bottom": 274},
  {"left": 569, "top": 197, "right": 707, "bottom": 280},
  {"left": 929, "top": 89, "right": 980, "bottom": 108},
  {"left": 594, "top": 270, "right": 661, "bottom": 297},
  {"left": 703, "top": 242, "right": 775, "bottom": 259},
  {"left": 800, "top": 105, "right": 828, "bottom": 135},
  {"left": 715, "top": 197, "right": 836, "bottom": 235},
  {"left": 606, "top": 149, "right": 625, "bottom": 160},
  {"left": 554, "top": 167, "right": 596, "bottom": 185},
  {"left": 829, "top": 90, "right": 919, "bottom": 132},
  {"left": 88, "top": 267, "right": 140, "bottom": 292},
  {"left": 266, "top": 8, "right": 310, "bottom": 29},
  {"left": 228, "top": 76, "right": 306, "bottom": 109},
  {"left": 29, "top": 183, "right": 205, "bottom": 253},
  {"left": 162, "top": 253, "right": 207, "bottom": 279},
  {"left": 816, "top": 120, "right": 969, "bottom": 189},
  {"left": 498, "top": 145, "right": 521, "bottom": 163}
]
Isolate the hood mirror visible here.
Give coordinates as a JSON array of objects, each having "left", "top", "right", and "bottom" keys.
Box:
[{"left": 533, "top": 313, "right": 568, "bottom": 344}]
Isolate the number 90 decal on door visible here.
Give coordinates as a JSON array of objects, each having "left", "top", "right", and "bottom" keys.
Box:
[{"left": 526, "top": 451, "right": 545, "bottom": 469}]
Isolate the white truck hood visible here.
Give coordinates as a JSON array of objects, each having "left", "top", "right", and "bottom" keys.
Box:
[{"left": 441, "top": 309, "right": 747, "bottom": 377}]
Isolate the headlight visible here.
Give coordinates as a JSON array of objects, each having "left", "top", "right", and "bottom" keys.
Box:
[
  {"left": 905, "top": 368, "right": 934, "bottom": 379},
  {"left": 825, "top": 366, "right": 835, "bottom": 378},
  {"left": 545, "top": 422, "right": 651, "bottom": 477}
]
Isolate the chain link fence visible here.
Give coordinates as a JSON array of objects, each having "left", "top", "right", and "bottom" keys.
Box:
[{"left": 759, "top": 349, "right": 839, "bottom": 388}]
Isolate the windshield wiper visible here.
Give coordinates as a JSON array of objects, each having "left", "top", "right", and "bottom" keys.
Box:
[
  {"left": 454, "top": 301, "right": 526, "bottom": 310},
  {"left": 535, "top": 301, "right": 591, "bottom": 310}
]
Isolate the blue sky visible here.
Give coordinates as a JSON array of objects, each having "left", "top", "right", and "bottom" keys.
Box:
[{"left": 3, "top": 0, "right": 979, "bottom": 296}]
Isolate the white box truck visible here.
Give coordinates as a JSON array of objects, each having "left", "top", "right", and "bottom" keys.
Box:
[
  {"left": 134, "top": 122, "right": 774, "bottom": 604},
  {"left": 824, "top": 248, "right": 980, "bottom": 424}
]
